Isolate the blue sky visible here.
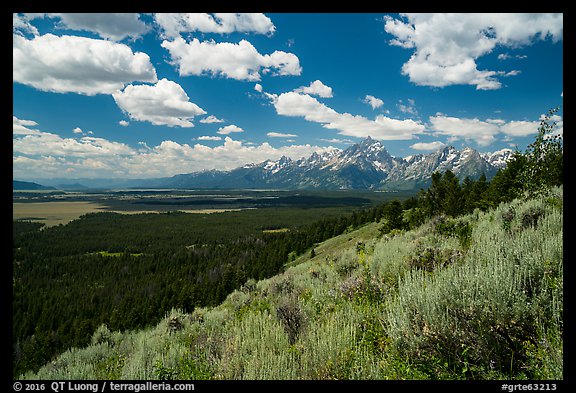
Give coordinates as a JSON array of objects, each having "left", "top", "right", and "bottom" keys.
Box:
[{"left": 13, "top": 13, "right": 563, "bottom": 180}]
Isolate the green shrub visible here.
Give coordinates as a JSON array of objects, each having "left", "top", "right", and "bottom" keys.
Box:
[
  {"left": 215, "top": 310, "right": 297, "bottom": 379},
  {"left": 276, "top": 297, "right": 305, "bottom": 345},
  {"left": 335, "top": 248, "right": 359, "bottom": 277},
  {"left": 94, "top": 352, "right": 125, "bottom": 379},
  {"left": 386, "top": 194, "right": 563, "bottom": 379},
  {"left": 543, "top": 189, "right": 563, "bottom": 211},
  {"left": 297, "top": 302, "right": 365, "bottom": 379},
  {"left": 153, "top": 359, "right": 177, "bottom": 380},
  {"left": 91, "top": 324, "right": 113, "bottom": 346},
  {"left": 225, "top": 289, "right": 252, "bottom": 317},
  {"left": 235, "top": 297, "right": 272, "bottom": 321},
  {"left": 317, "top": 347, "right": 358, "bottom": 379},
  {"left": 369, "top": 234, "right": 414, "bottom": 289},
  {"left": 387, "top": 267, "right": 534, "bottom": 378},
  {"left": 240, "top": 278, "right": 258, "bottom": 293},
  {"left": 356, "top": 307, "right": 388, "bottom": 355},
  {"left": 154, "top": 351, "right": 213, "bottom": 380},
  {"left": 407, "top": 246, "right": 464, "bottom": 272},
  {"left": 501, "top": 206, "right": 516, "bottom": 232},
  {"left": 271, "top": 275, "right": 295, "bottom": 295},
  {"left": 520, "top": 206, "right": 545, "bottom": 229},
  {"left": 434, "top": 217, "right": 473, "bottom": 250},
  {"left": 176, "top": 352, "right": 213, "bottom": 380},
  {"left": 521, "top": 325, "right": 563, "bottom": 379}
]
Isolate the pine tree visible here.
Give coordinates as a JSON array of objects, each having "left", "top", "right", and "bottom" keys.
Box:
[{"left": 441, "top": 170, "right": 463, "bottom": 217}]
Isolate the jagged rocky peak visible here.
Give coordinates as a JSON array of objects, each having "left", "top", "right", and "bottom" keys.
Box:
[
  {"left": 353, "top": 136, "right": 382, "bottom": 150},
  {"left": 157, "top": 137, "right": 514, "bottom": 190},
  {"left": 359, "top": 135, "right": 377, "bottom": 147},
  {"left": 278, "top": 155, "right": 292, "bottom": 163},
  {"left": 346, "top": 137, "right": 392, "bottom": 158},
  {"left": 438, "top": 145, "right": 458, "bottom": 157},
  {"left": 483, "top": 148, "right": 515, "bottom": 169}
]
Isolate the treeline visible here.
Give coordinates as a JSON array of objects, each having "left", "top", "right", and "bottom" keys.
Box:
[
  {"left": 378, "top": 108, "right": 563, "bottom": 234},
  {"left": 13, "top": 205, "right": 389, "bottom": 377}
]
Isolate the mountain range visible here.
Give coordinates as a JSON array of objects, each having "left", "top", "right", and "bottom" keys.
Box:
[
  {"left": 13, "top": 180, "right": 56, "bottom": 191},
  {"left": 132, "top": 137, "right": 514, "bottom": 191},
  {"left": 15, "top": 137, "right": 514, "bottom": 191}
]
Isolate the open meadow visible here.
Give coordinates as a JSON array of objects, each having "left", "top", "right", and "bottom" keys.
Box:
[
  {"left": 13, "top": 201, "right": 253, "bottom": 227},
  {"left": 13, "top": 201, "right": 108, "bottom": 227}
]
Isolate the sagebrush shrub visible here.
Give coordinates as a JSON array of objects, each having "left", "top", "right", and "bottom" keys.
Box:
[
  {"left": 407, "top": 246, "right": 464, "bottom": 272},
  {"left": 91, "top": 324, "right": 113, "bottom": 346},
  {"left": 520, "top": 206, "right": 545, "bottom": 229},
  {"left": 272, "top": 275, "right": 295, "bottom": 295},
  {"left": 276, "top": 297, "right": 305, "bottom": 345},
  {"left": 335, "top": 248, "right": 358, "bottom": 277},
  {"left": 434, "top": 216, "right": 473, "bottom": 249},
  {"left": 386, "top": 193, "right": 563, "bottom": 379},
  {"left": 501, "top": 206, "right": 516, "bottom": 232}
]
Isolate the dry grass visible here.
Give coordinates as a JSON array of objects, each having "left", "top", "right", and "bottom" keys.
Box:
[
  {"left": 262, "top": 228, "right": 290, "bottom": 234},
  {"left": 13, "top": 201, "right": 108, "bottom": 227},
  {"left": 13, "top": 202, "right": 252, "bottom": 227}
]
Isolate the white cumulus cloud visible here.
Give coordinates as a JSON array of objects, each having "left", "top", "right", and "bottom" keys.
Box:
[
  {"left": 13, "top": 33, "right": 158, "bottom": 95},
  {"left": 428, "top": 114, "right": 543, "bottom": 146},
  {"left": 161, "top": 37, "right": 302, "bottom": 81},
  {"left": 271, "top": 91, "right": 424, "bottom": 140},
  {"left": 217, "top": 125, "right": 244, "bottom": 135},
  {"left": 154, "top": 13, "right": 275, "bottom": 38},
  {"left": 13, "top": 13, "right": 39, "bottom": 36},
  {"left": 397, "top": 98, "right": 418, "bottom": 115},
  {"left": 199, "top": 115, "right": 225, "bottom": 124},
  {"left": 428, "top": 115, "right": 502, "bottom": 146},
  {"left": 13, "top": 118, "right": 336, "bottom": 179},
  {"left": 113, "top": 79, "right": 206, "bottom": 127},
  {"left": 14, "top": 129, "right": 135, "bottom": 158},
  {"left": 26, "top": 13, "right": 150, "bottom": 41},
  {"left": 384, "top": 13, "right": 562, "bottom": 90},
  {"left": 294, "top": 80, "right": 333, "bottom": 98},
  {"left": 409, "top": 141, "right": 446, "bottom": 151},
  {"left": 363, "top": 95, "right": 384, "bottom": 110},
  {"left": 500, "top": 120, "right": 541, "bottom": 137},
  {"left": 13, "top": 116, "right": 41, "bottom": 135}
]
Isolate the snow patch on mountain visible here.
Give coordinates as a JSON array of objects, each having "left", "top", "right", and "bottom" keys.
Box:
[{"left": 161, "top": 137, "right": 515, "bottom": 190}]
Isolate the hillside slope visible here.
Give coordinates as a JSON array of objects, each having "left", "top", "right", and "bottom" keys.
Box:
[
  {"left": 13, "top": 180, "right": 56, "bottom": 190},
  {"left": 20, "top": 187, "right": 563, "bottom": 380}
]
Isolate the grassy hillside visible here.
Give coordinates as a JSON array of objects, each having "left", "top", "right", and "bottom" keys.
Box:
[{"left": 20, "top": 187, "right": 563, "bottom": 380}]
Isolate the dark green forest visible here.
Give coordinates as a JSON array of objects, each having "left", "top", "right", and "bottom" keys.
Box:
[
  {"left": 13, "top": 206, "right": 391, "bottom": 377},
  {"left": 12, "top": 109, "right": 562, "bottom": 378}
]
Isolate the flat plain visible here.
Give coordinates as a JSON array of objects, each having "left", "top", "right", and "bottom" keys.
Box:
[
  {"left": 13, "top": 189, "right": 407, "bottom": 227},
  {"left": 13, "top": 201, "right": 108, "bottom": 227}
]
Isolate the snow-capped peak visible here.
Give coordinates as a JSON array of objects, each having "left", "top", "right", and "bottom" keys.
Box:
[
  {"left": 187, "top": 137, "right": 515, "bottom": 190},
  {"left": 483, "top": 148, "right": 515, "bottom": 169}
]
